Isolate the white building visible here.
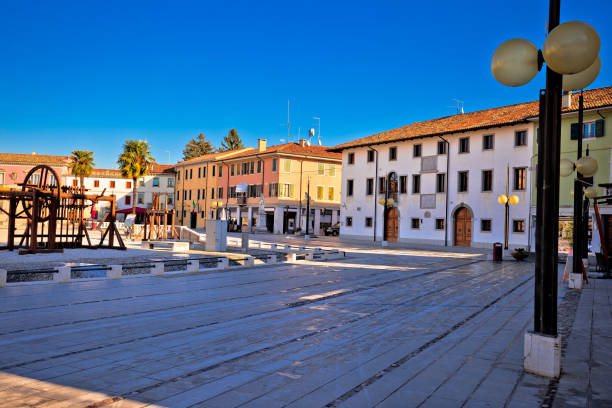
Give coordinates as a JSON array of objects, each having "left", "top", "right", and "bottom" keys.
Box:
[
  {"left": 65, "top": 163, "right": 175, "bottom": 221},
  {"left": 331, "top": 101, "right": 538, "bottom": 250}
]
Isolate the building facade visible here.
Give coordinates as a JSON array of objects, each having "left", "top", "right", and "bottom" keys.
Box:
[
  {"left": 529, "top": 87, "right": 612, "bottom": 254},
  {"left": 332, "top": 102, "right": 539, "bottom": 250}
]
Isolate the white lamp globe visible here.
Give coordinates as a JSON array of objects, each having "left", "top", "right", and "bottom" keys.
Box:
[
  {"left": 559, "top": 159, "right": 575, "bottom": 177},
  {"left": 542, "top": 21, "right": 600, "bottom": 75},
  {"left": 584, "top": 186, "right": 599, "bottom": 199},
  {"left": 491, "top": 39, "right": 539, "bottom": 87},
  {"left": 563, "top": 56, "right": 601, "bottom": 91},
  {"left": 576, "top": 156, "right": 598, "bottom": 177}
]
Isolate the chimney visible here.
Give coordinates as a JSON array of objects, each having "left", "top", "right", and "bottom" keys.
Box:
[
  {"left": 562, "top": 91, "right": 572, "bottom": 109},
  {"left": 298, "top": 139, "right": 306, "bottom": 147},
  {"left": 257, "top": 138, "right": 267, "bottom": 152},
  {"left": 31, "top": 151, "right": 36, "bottom": 155}
]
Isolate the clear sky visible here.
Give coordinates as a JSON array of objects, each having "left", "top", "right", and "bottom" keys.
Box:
[{"left": 1, "top": 0, "right": 610, "bottom": 168}]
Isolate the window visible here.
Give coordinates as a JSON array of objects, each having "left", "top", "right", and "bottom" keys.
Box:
[
  {"left": 153, "top": 177, "right": 159, "bottom": 187},
  {"left": 318, "top": 162, "right": 325, "bottom": 175},
  {"left": 272, "top": 158, "right": 278, "bottom": 172},
  {"left": 218, "top": 187, "right": 223, "bottom": 199},
  {"left": 436, "top": 173, "right": 446, "bottom": 193},
  {"left": 458, "top": 171, "right": 469, "bottom": 192},
  {"left": 110, "top": 180, "right": 116, "bottom": 188},
  {"left": 126, "top": 181, "right": 131, "bottom": 189},
  {"left": 483, "top": 134, "right": 494, "bottom": 150},
  {"left": 346, "top": 179, "right": 354, "bottom": 196},
  {"left": 137, "top": 193, "right": 144, "bottom": 204},
  {"left": 328, "top": 164, "right": 336, "bottom": 176},
  {"left": 346, "top": 216, "right": 353, "bottom": 227},
  {"left": 202, "top": 188, "right": 206, "bottom": 199},
  {"left": 177, "top": 171, "right": 180, "bottom": 181},
  {"left": 0, "top": 172, "right": 4, "bottom": 185},
  {"left": 167, "top": 194, "right": 173, "bottom": 205},
  {"left": 198, "top": 167, "right": 201, "bottom": 178},
  {"left": 411, "top": 218, "right": 420, "bottom": 229},
  {"left": 348, "top": 153, "right": 355, "bottom": 165},
  {"left": 481, "top": 170, "right": 493, "bottom": 192},
  {"left": 379, "top": 177, "right": 386, "bottom": 194},
  {"left": 316, "top": 186, "right": 324, "bottom": 200},
  {"left": 268, "top": 183, "right": 278, "bottom": 197},
  {"left": 167, "top": 178, "right": 173, "bottom": 187},
  {"left": 242, "top": 162, "right": 249, "bottom": 174},
  {"left": 435, "top": 219, "right": 445, "bottom": 230},
  {"left": 580, "top": 121, "right": 603, "bottom": 139},
  {"left": 481, "top": 219, "right": 492, "bottom": 232},
  {"left": 515, "top": 130, "right": 527, "bottom": 146},
  {"left": 197, "top": 189, "right": 201, "bottom": 200},
  {"left": 365, "top": 217, "right": 373, "bottom": 228},
  {"left": 257, "top": 160, "right": 262, "bottom": 173},
  {"left": 183, "top": 190, "right": 187, "bottom": 200},
  {"left": 218, "top": 165, "right": 223, "bottom": 177},
  {"left": 250, "top": 161, "right": 254, "bottom": 174},
  {"left": 184, "top": 170, "right": 187, "bottom": 180},
  {"left": 231, "top": 164, "right": 235, "bottom": 176},
  {"left": 413, "top": 144, "right": 422, "bottom": 158},
  {"left": 281, "top": 183, "right": 293, "bottom": 197},
  {"left": 459, "top": 137, "right": 470, "bottom": 153},
  {"left": 188, "top": 190, "right": 192, "bottom": 200},
  {"left": 94, "top": 180, "right": 100, "bottom": 188},
  {"left": 189, "top": 169, "right": 192, "bottom": 179},
  {"left": 72, "top": 179, "right": 78, "bottom": 187},
  {"left": 203, "top": 166, "right": 207, "bottom": 177},
  {"left": 400, "top": 175, "right": 407, "bottom": 194},
  {"left": 201, "top": 211, "right": 205, "bottom": 218},
  {"left": 125, "top": 195, "right": 131, "bottom": 205},
  {"left": 389, "top": 146, "right": 397, "bottom": 161},
  {"left": 366, "top": 178, "right": 374, "bottom": 195},
  {"left": 283, "top": 159, "right": 291, "bottom": 172},
  {"left": 513, "top": 167, "right": 527, "bottom": 190},
  {"left": 437, "top": 141, "right": 447, "bottom": 155},
  {"left": 513, "top": 219, "right": 525, "bottom": 233},
  {"left": 212, "top": 166, "right": 216, "bottom": 177},
  {"left": 412, "top": 175, "right": 420, "bottom": 194},
  {"left": 328, "top": 186, "right": 335, "bottom": 201},
  {"left": 211, "top": 188, "right": 215, "bottom": 199},
  {"left": 139, "top": 177, "right": 145, "bottom": 186},
  {"left": 367, "top": 150, "right": 375, "bottom": 162}
]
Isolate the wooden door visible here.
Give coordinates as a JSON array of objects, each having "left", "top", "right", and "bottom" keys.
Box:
[
  {"left": 385, "top": 207, "right": 399, "bottom": 242},
  {"left": 454, "top": 207, "right": 472, "bottom": 247}
]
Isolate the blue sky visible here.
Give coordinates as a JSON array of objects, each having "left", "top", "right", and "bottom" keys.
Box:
[{"left": 1, "top": 0, "right": 610, "bottom": 168}]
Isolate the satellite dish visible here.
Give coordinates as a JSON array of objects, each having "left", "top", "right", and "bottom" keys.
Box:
[
  {"left": 236, "top": 182, "right": 248, "bottom": 193},
  {"left": 309, "top": 128, "right": 315, "bottom": 136}
]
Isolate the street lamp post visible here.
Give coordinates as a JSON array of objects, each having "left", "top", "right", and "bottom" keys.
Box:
[
  {"left": 498, "top": 164, "right": 519, "bottom": 251},
  {"left": 491, "top": 0, "right": 601, "bottom": 378},
  {"left": 305, "top": 178, "right": 311, "bottom": 239}
]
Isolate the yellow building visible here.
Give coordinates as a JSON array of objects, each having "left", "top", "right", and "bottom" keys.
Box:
[{"left": 174, "top": 148, "right": 252, "bottom": 228}]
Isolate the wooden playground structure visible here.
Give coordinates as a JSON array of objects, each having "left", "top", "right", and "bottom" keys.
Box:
[
  {"left": 142, "top": 192, "right": 176, "bottom": 241},
  {"left": 0, "top": 165, "right": 125, "bottom": 254}
]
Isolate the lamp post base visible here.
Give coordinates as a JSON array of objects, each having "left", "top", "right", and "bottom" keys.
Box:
[{"left": 524, "top": 331, "right": 561, "bottom": 378}]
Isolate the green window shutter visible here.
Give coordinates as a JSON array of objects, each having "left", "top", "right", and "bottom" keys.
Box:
[
  {"left": 289, "top": 184, "right": 294, "bottom": 197},
  {"left": 595, "top": 119, "right": 605, "bottom": 137},
  {"left": 570, "top": 123, "right": 579, "bottom": 140}
]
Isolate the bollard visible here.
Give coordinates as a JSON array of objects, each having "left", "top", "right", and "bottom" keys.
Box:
[
  {"left": 218, "top": 258, "right": 229, "bottom": 269},
  {"left": 151, "top": 261, "right": 165, "bottom": 276},
  {"left": 54, "top": 266, "right": 71, "bottom": 283},
  {"left": 187, "top": 260, "right": 199, "bottom": 272},
  {"left": 286, "top": 253, "right": 297, "bottom": 263},
  {"left": 0, "top": 269, "right": 6, "bottom": 288},
  {"left": 266, "top": 254, "right": 277, "bottom": 265},
  {"left": 107, "top": 265, "right": 122, "bottom": 280},
  {"left": 245, "top": 256, "right": 255, "bottom": 267}
]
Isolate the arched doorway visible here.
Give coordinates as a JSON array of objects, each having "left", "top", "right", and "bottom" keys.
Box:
[
  {"left": 454, "top": 207, "right": 472, "bottom": 247},
  {"left": 385, "top": 207, "right": 399, "bottom": 242}
]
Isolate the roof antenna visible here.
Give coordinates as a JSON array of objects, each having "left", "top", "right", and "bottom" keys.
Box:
[
  {"left": 280, "top": 99, "right": 291, "bottom": 142},
  {"left": 313, "top": 116, "right": 321, "bottom": 145},
  {"left": 448, "top": 99, "right": 464, "bottom": 114},
  {"left": 308, "top": 128, "right": 315, "bottom": 146}
]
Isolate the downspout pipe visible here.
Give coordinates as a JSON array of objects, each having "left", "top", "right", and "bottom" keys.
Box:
[
  {"left": 368, "top": 146, "right": 379, "bottom": 243},
  {"left": 438, "top": 136, "right": 450, "bottom": 246}
]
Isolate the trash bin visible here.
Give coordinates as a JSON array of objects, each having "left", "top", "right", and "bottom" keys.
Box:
[{"left": 493, "top": 242, "right": 503, "bottom": 262}]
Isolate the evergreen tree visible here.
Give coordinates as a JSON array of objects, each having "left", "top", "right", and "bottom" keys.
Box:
[
  {"left": 218, "top": 128, "right": 245, "bottom": 152},
  {"left": 183, "top": 133, "right": 214, "bottom": 160},
  {"left": 117, "top": 140, "right": 155, "bottom": 214}
]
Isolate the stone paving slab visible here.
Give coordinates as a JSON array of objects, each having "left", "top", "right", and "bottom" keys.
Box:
[{"left": 0, "top": 248, "right": 607, "bottom": 407}]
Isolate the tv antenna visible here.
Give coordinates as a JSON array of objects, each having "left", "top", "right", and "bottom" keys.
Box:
[
  {"left": 308, "top": 128, "right": 315, "bottom": 146},
  {"left": 448, "top": 99, "right": 464, "bottom": 114},
  {"left": 279, "top": 99, "right": 291, "bottom": 142},
  {"left": 313, "top": 116, "right": 321, "bottom": 145}
]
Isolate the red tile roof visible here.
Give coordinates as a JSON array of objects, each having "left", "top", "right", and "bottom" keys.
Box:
[
  {"left": 150, "top": 163, "right": 175, "bottom": 174},
  {"left": 222, "top": 142, "right": 341, "bottom": 161},
  {"left": 330, "top": 86, "right": 612, "bottom": 151},
  {"left": 175, "top": 148, "right": 254, "bottom": 167},
  {"left": 0, "top": 153, "right": 70, "bottom": 166}
]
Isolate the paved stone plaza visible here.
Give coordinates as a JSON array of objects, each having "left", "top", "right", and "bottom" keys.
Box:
[{"left": 0, "top": 247, "right": 610, "bottom": 407}]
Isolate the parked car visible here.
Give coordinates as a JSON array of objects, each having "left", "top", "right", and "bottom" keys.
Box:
[{"left": 324, "top": 223, "right": 340, "bottom": 236}]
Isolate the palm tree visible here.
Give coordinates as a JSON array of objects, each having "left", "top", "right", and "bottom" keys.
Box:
[
  {"left": 117, "top": 140, "right": 155, "bottom": 215},
  {"left": 68, "top": 150, "right": 95, "bottom": 192}
]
